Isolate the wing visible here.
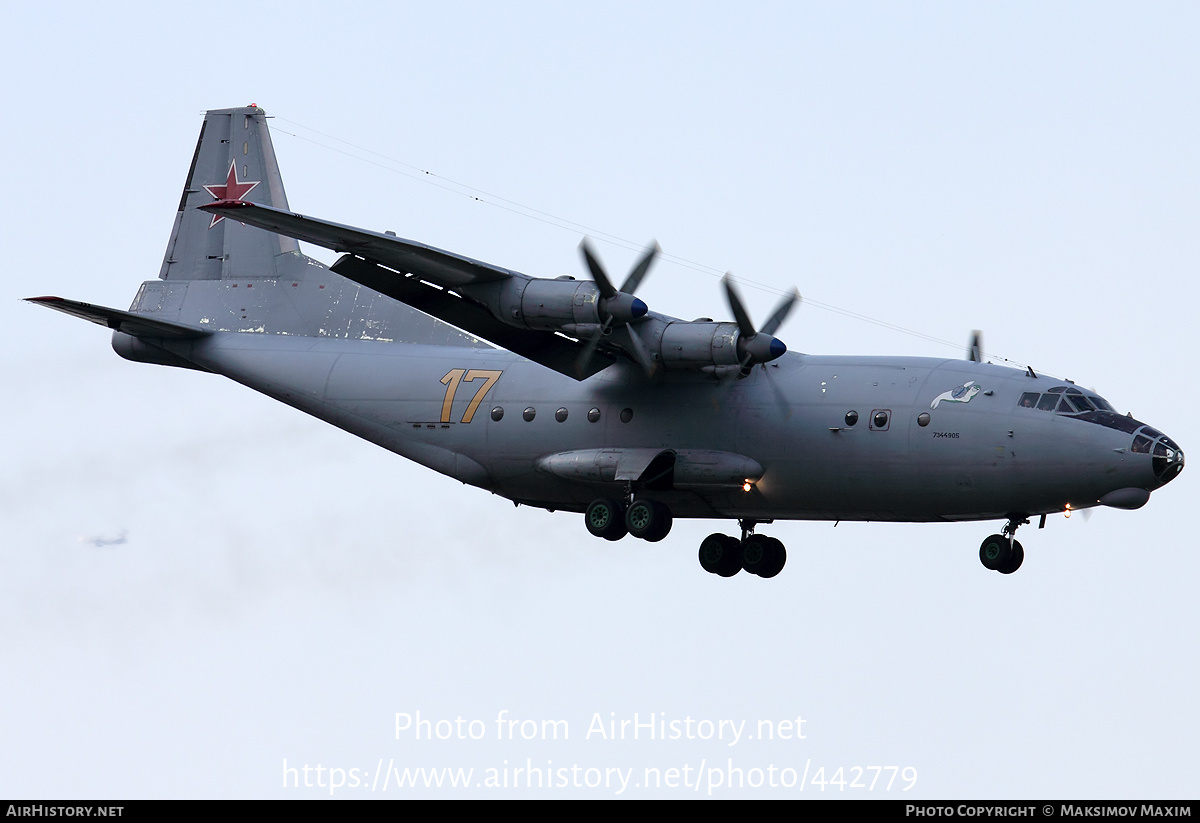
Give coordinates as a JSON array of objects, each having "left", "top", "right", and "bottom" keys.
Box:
[
  {"left": 199, "top": 199, "right": 615, "bottom": 379},
  {"left": 199, "top": 200, "right": 516, "bottom": 288},
  {"left": 329, "top": 255, "right": 613, "bottom": 378}
]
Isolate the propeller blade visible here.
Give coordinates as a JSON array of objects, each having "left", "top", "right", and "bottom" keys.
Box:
[
  {"left": 575, "top": 329, "right": 604, "bottom": 379},
  {"left": 760, "top": 289, "right": 800, "bottom": 337},
  {"left": 579, "top": 239, "right": 618, "bottom": 299},
  {"left": 762, "top": 365, "right": 793, "bottom": 419},
  {"left": 619, "top": 241, "right": 659, "bottom": 295},
  {"left": 622, "top": 322, "right": 658, "bottom": 377},
  {"left": 967, "top": 330, "right": 983, "bottom": 362},
  {"left": 722, "top": 275, "right": 757, "bottom": 339}
]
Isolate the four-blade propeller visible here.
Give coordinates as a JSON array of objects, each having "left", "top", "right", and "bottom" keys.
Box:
[
  {"left": 722, "top": 274, "right": 800, "bottom": 371},
  {"left": 575, "top": 239, "right": 659, "bottom": 378}
]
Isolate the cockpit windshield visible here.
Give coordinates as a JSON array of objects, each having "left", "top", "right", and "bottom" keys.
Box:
[{"left": 1018, "top": 386, "right": 1114, "bottom": 416}]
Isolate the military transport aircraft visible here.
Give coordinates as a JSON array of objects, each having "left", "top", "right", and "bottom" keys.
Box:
[{"left": 28, "top": 106, "right": 1185, "bottom": 578}]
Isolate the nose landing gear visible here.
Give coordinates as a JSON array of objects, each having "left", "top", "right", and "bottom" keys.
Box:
[{"left": 979, "top": 516, "right": 1027, "bottom": 574}]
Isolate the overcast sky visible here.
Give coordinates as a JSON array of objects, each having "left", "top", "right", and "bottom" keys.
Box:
[{"left": 2, "top": 2, "right": 1196, "bottom": 798}]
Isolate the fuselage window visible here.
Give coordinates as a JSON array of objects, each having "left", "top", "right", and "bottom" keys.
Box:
[
  {"left": 555, "top": 408, "right": 568, "bottom": 422},
  {"left": 845, "top": 410, "right": 859, "bottom": 426},
  {"left": 1036, "top": 394, "right": 1059, "bottom": 411},
  {"left": 523, "top": 407, "right": 536, "bottom": 422},
  {"left": 491, "top": 407, "right": 504, "bottom": 422},
  {"left": 1019, "top": 392, "right": 1039, "bottom": 408}
]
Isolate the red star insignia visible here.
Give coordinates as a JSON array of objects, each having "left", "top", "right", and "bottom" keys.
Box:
[{"left": 202, "top": 162, "right": 261, "bottom": 227}]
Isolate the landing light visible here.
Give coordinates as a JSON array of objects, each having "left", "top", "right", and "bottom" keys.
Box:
[
  {"left": 743, "top": 481, "right": 753, "bottom": 493},
  {"left": 1064, "top": 503, "right": 1072, "bottom": 519}
]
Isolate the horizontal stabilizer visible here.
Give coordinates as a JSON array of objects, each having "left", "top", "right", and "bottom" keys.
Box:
[
  {"left": 199, "top": 200, "right": 516, "bottom": 288},
  {"left": 330, "top": 256, "right": 613, "bottom": 380},
  {"left": 25, "top": 296, "right": 211, "bottom": 339}
]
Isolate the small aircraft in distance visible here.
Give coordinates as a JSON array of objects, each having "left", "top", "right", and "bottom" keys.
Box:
[{"left": 29, "top": 106, "right": 1184, "bottom": 578}]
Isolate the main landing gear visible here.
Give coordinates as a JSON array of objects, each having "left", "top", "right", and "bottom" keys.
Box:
[
  {"left": 979, "top": 516, "right": 1027, "bottom": 575},
  {"left": 584, "top": 497, "right": 673, "bottom": 543},
  {"left": 699, "top": 522, "right": 787, "bottom": 579},
  {"left": 584, "top": 500, "right": 787, "bottom": 579}
]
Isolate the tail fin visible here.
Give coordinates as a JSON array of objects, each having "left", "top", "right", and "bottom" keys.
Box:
[{"left": 159, "top": 105, "right": 316, "bottom": 282}]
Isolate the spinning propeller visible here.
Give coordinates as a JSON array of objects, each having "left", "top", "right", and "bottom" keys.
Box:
[
  {"left": 575, "top": 239, "right": 659, "bottom": 377},
  {"left": 722, "top": 275, "right": 800, "bottom": 371},
  {"left": 720, "top": 275, "right": 801, "bottom": 417}
]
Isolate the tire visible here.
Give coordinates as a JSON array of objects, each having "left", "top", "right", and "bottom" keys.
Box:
[
  {"left": 741, "top": 534, "right": 771, "bottom": 575},
  {"left": 756, "top": 537, "right": 787, "bottom": 579},
  {"left": 699, "top": 533, "right": 741, "bottom": 576},
  {"left": 997, "top": 540, "right": 1024, "bottom": 574},
  {"left": 626, "top": 499, "right": 672, "bottom": 542},
  {"left": 979, "top": 534, "right": 1012, "bottom": 571},
  {"left": 585, "top": 498, "right": 627, "bottom": 541}
]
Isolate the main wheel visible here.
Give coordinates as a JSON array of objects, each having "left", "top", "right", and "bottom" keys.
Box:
[
  {"left": 698, "top": 533, "right": 742, "bottom": 576},
  {"left": 626, "top": 499, "right": 672, "bottom": 542},
  {"left": 742, "top": 534, "right": 784, "bottom": 577},
  {"left": 979, "top": 534, "right": 1012, "bottom": 571},
  {"left": 997, "top": 540, "right": 1024, "bottom": 574},
  {"left": 584, "top": 498, "right": 627, "bottom": 541},
  {"left": 756, "top": 536, "right": 787, "bottom": 579}
]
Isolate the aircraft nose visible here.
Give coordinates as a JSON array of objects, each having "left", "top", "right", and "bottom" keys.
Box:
[
  {"left": 1161, "top": 441, "right": 1184, "bottom": 484},
  {"left": 1137, "top": 427, "right": 1184, "bottom": 488}
]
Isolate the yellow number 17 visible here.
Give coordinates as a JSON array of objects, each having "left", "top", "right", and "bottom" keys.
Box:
[{"left": 439, "top": 369, "right": 503, "bottom": 423}]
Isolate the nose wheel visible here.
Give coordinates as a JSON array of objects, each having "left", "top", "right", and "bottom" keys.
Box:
[{"left": 979, "top": 517, "right": 1028, "bottom": 574}]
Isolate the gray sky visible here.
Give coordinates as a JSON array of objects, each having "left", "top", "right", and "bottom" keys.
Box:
[{"left": 2, "top": 1, "right": 1196, "bottom": 798}]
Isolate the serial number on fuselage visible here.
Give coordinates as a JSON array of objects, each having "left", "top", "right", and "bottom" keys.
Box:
[{"left": 932, "top": 432, "right": 960, "bottom": 439}]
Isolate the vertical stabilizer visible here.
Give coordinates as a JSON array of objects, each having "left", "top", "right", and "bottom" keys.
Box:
[{"left": 159, "top": 106, "right": 314, "bottom": 281}]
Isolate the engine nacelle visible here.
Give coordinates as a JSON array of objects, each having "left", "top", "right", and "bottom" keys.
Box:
[
  {"left": 476, "top": 277, "right": 603, "bottom": 332},
  {"left": 658, "top": 321, "right": 743, "bottom": 371}
]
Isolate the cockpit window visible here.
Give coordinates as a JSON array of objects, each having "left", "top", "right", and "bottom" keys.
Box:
[{"left": 1019, "top": 387, "right": 1121, "bottom": 421}]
